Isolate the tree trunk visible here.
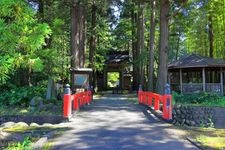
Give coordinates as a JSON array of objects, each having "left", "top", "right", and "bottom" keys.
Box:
[
  {"left": 71, "top": 2, "right": 80, "bottom": 68},
  {"left": 89, "top": 4, "right": 97, "bottom": 68},
  {"left": 208, "top": 15, "right": 214, "bottom": 58},
  {"left": 148, "top": 0, "right": 156, "bottom": 91},
  {"left": 137, "top": 5, "right": 141, "bottom": 86},
  {"left": 89, "top": 4, "right": 97, "bottom": 88},
  {"left": 131, "top": 4, "right": 138, "bottom": 91},
  {"left": 156, "top": 0, "right": 170, "bottom": 94},
  {"left": 140, "top": 5, "right": 145, "bottom": 86},
  {"left": 175, "top": 31, "right": 181, "bottom": 60},
  {"left": 79, "top": 5, "right": 85, "bottom": 67}
]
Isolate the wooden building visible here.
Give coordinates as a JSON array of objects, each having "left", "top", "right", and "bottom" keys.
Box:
[
  {"left": 97, "top": 51, "right": 132, "bottom": 91},
  {"left": 168, "top": 54, "right": 225, "bottom": 95}
]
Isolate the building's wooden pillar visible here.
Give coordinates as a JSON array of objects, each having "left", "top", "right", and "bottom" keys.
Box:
[
  {"left": 104, "top": 69, "right": 107, "bottom": 89},
  {"left": 220, "top": 68, "right": 224, "bottom": 95},
  {"left": 179, "top": 69, "right": 183, "bottom": 93},
  {"left": 202, "top": 67, "right": 206, "bottom": 92},
  {"left": 120, "top": 70, "right": 123, "bottom": 90}
]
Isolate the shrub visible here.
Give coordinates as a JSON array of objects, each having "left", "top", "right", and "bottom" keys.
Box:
[
  {"left": 4, "top": 137, "right": 31, "bottom": 150},
  {"left": 0, "top": 86, "right": 46, "bottom": 106},
  {"left": 172, "top": 91, "right": 224, "bottom": 106}
]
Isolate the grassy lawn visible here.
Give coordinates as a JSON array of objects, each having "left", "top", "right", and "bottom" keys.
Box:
[{"left": 186, "top": 127, "right": 225, "bottom": 150}]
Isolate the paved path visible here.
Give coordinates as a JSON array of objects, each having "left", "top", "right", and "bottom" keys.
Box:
[{"left": 51, "top": 94, "right": 198, "bottom": 150}]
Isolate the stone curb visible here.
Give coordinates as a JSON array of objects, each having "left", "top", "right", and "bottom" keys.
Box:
[{"left": 186, "top": 137, "right": 205, "bottom": 150}]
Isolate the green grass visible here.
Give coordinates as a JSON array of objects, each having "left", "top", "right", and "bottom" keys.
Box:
[
  {"left": 2, "top": 125, "right": 58, "bottom": 133},
  {"left": 187, "top": 127, "right": 225, "bottom": 150},
  {"left": 196, "top": 136, "right": 225, "bottom": 149},
  {"left": 43, "top": 142, "right": 53, "bottom": 150}
]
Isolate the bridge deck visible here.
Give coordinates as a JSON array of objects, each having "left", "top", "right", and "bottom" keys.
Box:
[{"left": 51, "top": 94, "right": 198, "bottom": 150}]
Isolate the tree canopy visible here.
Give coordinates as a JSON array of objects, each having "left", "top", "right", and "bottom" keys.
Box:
[{"left": 0, "top": 0, "right": 225, "bottom": 95}]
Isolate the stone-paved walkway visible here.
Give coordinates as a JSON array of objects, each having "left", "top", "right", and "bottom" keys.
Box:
[{"left": 51, "top": 94, "right": 199, "bottom": 150}]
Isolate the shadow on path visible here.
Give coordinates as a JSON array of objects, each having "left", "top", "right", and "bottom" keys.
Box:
[{"left": 51, "top": 94, "right": 199, "bottom": 150}]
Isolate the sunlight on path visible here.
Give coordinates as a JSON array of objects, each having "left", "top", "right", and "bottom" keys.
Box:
[{"left": 51, "top": 94, "right": 198, "bottom": 150}]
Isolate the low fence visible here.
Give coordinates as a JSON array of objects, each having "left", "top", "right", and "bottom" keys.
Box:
[
  {"left": 138, "top": 89, "right": 172, "bottom": 120},
  {"left": 63, "top": 86, "right": 93, "bottom": 119}
]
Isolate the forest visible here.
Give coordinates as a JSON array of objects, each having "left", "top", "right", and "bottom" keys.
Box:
[{"left": 0, "top": 0, "right": 225, "bottom": 105}]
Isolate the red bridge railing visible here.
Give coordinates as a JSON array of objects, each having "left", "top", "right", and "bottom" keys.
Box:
[
  {"left": 138, "top": 86, "right": 172, "bottom": 120},
  {"left": 63, "top": 85, "right": 93, "bottom": 119}
]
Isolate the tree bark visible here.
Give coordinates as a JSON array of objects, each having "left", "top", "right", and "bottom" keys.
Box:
[
  {"left": 148, "top": 0, "right": 156, "bottom": 91},
  {"left": 131, "top": 3, "right": 138, "bottom": 91},
  {"left": 89, "top": 4, "right": 97, "bottom": 88},
  {"left": 71, "top": 2, "right": 80, "bottom": 68},
  {"left": 140, "top": 5, "right": 145, "bottom": 86},
  {"left": 137, "top": 3, "right": 145, "bottom": 86},
  {"left": 79, "top": 5, "right": 85, "bottom": 67},
  {"left": 156, "top": 0, "right": 170, "bottom": 94},
  {"left": 208, "top": 15, "right": 214, "bottom": 58},
  {"left": 89, "top": 4, "right": 97, "bottom": 68}
]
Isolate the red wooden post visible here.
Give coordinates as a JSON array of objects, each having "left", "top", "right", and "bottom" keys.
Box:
[
  {"left": 143, "top": 92, "right": 146, "bottom": 105},
  {"left": 63, "top": 84, "right": 72, "bottom": 119},
  {"left": 162, "top": 95, "right": 172, "bottom": 120},
  {"left": 84, "top": 92, "right": 86, "bottom": 105},
  {"left": 83, "top": 92, "right": 86, "bottom": 105},
  {"left": 146, "top": 92, "right": 149, "bottom": 105},
  {"left": 63, "top": 94, "right": 72, "bottom": 118},
  {"left": 82, "top": 92, "right": 86, "bottom": 105},
  {"left": 73, "top": 94, "right": 79, "bottom": 110},
  {"left": 144, "top": 92, "right": 147, "bottom": 105},
  {"left": 153, "top": 93, "right": 160, "bottom": 111},
  {"left": 77, "top": 93, "right": 81, "bottom": 108},
  {"left": 80, "top": 93, "right": 84, "bottom": 106},
  {"left": 148, "top": 92, "right": 153, "bottom": 106},
  {"left": 85, "top": 92, "right": 88, "bottom": 105}
]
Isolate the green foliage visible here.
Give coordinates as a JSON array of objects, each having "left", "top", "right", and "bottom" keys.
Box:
[
  {"left": 0, "top": 0, "right": 51, "bottom": 84},
  {"left": 4, "top": 137, "right": 31, "bottom": 150},
  {"left": 0, "top": 86, "right": 46, "bottom": 105},
  {"left": 169, "top": 0, "right": 225, "bottom": 60},
  {"left": 173, "top": 92, "right": 225, "bottom": 107},
  {"left": 94, "top": 17, "right": 113, "bottom": 71},
  {"left": 107, "top": 72, "right": 119, "bottom": 87},
  {"left": 111, "top": 18, "right": 132, "bottom": 50},
  {"left": 0, "top": 56, "right": 14, "bottom": 84}
]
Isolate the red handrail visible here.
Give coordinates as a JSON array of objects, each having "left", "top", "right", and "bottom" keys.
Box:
[
  {"left": 138, "top": 90, "right": 172, "bottom": 120},
  {"left": 63, "top": 90, "right": 93, "bottom": 119}
]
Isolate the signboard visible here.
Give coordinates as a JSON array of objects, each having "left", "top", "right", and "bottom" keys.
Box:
[{"left": 74, "top": 74, "right": 89, "bottom": 88}]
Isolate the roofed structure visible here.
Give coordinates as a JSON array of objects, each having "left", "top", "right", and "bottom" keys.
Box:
[
  {"left": 96, "top": 50, "right": 132, "bottom": 92},
  {"left": 168, "top": 54, "right": 225, "bottom": 95},
  {"left": 105, "top": 51, "right": 130, "bottom": 64},
  {"left": 169, "top": 54, "right": 225, "bottom": 69}
]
